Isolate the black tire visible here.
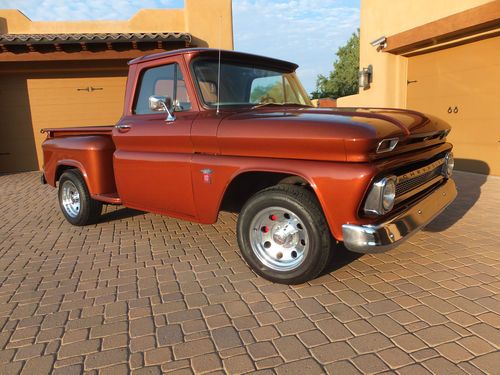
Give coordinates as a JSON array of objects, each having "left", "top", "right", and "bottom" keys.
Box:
[
  {"left": 237, "top": 184, "right": 332, "bottom": 284},
  {"left": 58, "top": 170, "right": 102, "bottom": 226}
]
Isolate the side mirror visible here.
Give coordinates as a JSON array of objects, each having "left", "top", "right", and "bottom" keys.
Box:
[{"left": 148, "top": 95, "right": 176, "bottom": 122}]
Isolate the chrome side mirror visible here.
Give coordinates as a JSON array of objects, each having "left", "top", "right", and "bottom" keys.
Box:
[{"left": 148, "top": 95, "right": 176, "bottom": 122}]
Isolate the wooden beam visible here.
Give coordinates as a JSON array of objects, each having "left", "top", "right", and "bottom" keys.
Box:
[
  {"left": 403, "top": 29, "right": 500, "bottom": 57},
  {"left": 0, "top": 48, "right": 173, "bottom": 62},
  {"left": 385, "top": 1, "right": 500, "bottom": 55},
  {"left": 0, "top": 59, "right": 131, "bottom": 74}
]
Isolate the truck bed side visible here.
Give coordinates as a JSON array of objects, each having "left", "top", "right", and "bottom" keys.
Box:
[{"left": 41, "top": 126, "right": 119, "bottom": 202}]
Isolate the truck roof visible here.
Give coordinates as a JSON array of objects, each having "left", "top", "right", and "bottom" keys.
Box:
[{"left": 128, "top": 48, "right": 299, "bottom": 72}]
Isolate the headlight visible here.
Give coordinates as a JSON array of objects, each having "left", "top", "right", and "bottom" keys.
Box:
[
  {"left": 364, "top": 175, "right": 397, "bottom": 216},
  {"left": 442, "top": 152, "right": 454, "bottom": 178}
]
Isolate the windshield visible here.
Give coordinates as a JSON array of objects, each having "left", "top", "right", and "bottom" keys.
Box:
[{"left": 192, "top": 59, "right": 312, "bottom": 108}]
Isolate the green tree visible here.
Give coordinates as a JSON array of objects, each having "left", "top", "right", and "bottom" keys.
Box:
[{"left": 311, "top": 30, "right": 359, "bottom": 99}]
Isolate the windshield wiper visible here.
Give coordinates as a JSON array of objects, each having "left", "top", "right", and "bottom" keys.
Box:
[
  {"left": 251, "top": 102, "right": 311, "bottom": 110},
  {"left": 251, "top": 102, "right": 283, "bottom": 109}
]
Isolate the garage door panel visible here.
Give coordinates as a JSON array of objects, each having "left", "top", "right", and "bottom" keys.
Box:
[
  {"left": 27, "top": 79, "right": 125, "bottom": 105},
  {"left": 409, "top": 63, "right": 500, "bottom": 102},
  {"left": 27, "top": 75, "right": 127, "bottom": 169},
  {"left": 29, "top": 103, "right": 123, "bottom": 125},
  {"left": 407, "top": 36, "right": 500, "bottom": 175},
  {"left": 408, "top": 37, "right": 500, "bottom": 75},
  {"left": 28, "top": 92, "right": 125, "bottom": 106},
  {"left": 412, "top": 95, "right": 499, "bottom": 123},
  {"left": 27, "top": 77, "right": 126, "bottom": 115}
]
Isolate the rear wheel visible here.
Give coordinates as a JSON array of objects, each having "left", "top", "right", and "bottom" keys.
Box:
[
  {"left": 237, "top": 184, "right": 332, "bottom": 284},
  {"left": 58, "top": 170, "right": 102, "bottom": 226}
]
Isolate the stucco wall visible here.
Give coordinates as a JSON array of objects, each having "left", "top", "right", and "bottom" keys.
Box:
[{"left": 337, "top": 0, "right": 492, "bottom": 108}]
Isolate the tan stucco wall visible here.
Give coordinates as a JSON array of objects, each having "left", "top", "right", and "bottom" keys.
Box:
[
  {"left": 0, "top": 0, "right": 233, "bottom": 49},
  {"left": 337, "top": 0, "right": 492, "bottom": 107}
]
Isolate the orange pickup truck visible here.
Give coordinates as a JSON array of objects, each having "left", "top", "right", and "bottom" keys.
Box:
[{"left": 41, "top": 48, "right": 456, "bottom": 284}]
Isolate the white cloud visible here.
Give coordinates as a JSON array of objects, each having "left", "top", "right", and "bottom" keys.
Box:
[
  {"left": 233, "top": 0, "right": 360, "bottom": 92},
  {"left": 1, "top": 0, "right": 360, "bottom": 93},
  {"left": 0, "top": 0, "right": 183, "bottom": 21}
]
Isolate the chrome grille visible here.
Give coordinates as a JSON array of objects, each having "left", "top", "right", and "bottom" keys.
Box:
[{"left": 396, "top": 159, "right": 444, "bottom": 197}]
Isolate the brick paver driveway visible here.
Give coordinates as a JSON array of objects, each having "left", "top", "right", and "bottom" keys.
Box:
[{"left": 0, "top": 171, "right": 499, "bottom": 374}]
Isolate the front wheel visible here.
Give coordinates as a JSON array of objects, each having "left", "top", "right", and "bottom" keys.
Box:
[
  {"left": 237, "top": 185, "right": 332, "bottom": 284},
  {"left": 58, "top": 170, "right": 102, "bottom": 226}
]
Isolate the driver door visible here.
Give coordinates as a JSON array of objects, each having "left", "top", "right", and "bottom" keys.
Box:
[{"left": 113, "top": 59, "right": 197, "bottom": 218}]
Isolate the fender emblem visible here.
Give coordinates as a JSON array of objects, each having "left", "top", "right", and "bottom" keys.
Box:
[{"left": 200, "top": 168, "right": 213, "bottom": 184}]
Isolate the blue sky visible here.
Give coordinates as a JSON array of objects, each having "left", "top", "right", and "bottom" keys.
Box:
[{"left": 0, "top": 0, "right": 360, "bottom": 93}]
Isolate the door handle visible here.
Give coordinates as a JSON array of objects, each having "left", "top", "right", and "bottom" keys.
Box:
[{"left": 115, "top": 124, "right": 131, "bottom": 133}]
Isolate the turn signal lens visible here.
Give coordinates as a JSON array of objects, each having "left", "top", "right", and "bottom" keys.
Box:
[{"left": 382, "top": 178, "right": 396, "bottom": 211}]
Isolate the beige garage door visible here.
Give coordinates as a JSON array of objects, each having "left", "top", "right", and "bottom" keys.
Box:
[
  {"left": 0, "top": 70, "right": 127, "bottom": 173},
  {"left": 28, "top": 74, "right": 128, "bottom": 170},
  {"left": 407, "top": 36, "right": 500, "bottom": 175}
]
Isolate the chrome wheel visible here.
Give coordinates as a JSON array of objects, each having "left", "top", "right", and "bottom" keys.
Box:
[
  {"left": 61, "top": 180, "right": 81, "bottom": 218},
  {"left": 249, "top": 206, "right": 309, "bottom": 272}
]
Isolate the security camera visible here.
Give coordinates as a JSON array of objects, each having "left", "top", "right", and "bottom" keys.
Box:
[{"left": 370, "top": 36, "right": 387, "bottom": 51}]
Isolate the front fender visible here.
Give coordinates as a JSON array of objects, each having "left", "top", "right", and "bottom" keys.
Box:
[{"left": 190, "top": 154, "right": 376, "bottom": 240}]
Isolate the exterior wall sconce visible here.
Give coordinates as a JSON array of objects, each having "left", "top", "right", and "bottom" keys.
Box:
[{"left": 359, "top": 65, "right": 373, "bottom": 90}]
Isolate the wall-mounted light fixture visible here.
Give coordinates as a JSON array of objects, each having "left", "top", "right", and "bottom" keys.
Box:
[{"left": 359, "top": 65, "right": 373, "bottom": 90}]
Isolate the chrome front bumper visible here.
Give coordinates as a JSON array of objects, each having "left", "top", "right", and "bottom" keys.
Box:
[{"left": 342, "top": 179, "right": 457, "bottom": 254}]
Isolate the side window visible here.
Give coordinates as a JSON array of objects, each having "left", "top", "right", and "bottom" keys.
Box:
[{"left": 134, "top": 63, "right": 191, "bottom": 114}]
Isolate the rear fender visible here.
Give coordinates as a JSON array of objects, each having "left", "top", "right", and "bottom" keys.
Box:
[{"left": 42, "top": 135, "right": 116, "bottom": 195}]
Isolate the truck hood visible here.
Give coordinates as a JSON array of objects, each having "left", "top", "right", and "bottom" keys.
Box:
[{"left": 217, "top": 107, "right": 451, "bottom": 162}]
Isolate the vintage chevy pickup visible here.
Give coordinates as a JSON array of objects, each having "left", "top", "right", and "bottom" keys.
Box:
[{"left": 41, "top": 48, "right": 456, "bottom": 284}]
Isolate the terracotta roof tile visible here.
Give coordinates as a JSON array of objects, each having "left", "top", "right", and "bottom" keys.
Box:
[{"left": 0, "top": 32, "right": 191, "bottom": 45}]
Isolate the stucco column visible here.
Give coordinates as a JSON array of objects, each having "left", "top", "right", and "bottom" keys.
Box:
[{"left": 184, "top": 0, "right": 234, "bottom": 49}]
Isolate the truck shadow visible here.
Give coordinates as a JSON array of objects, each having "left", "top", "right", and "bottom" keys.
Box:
[
  {"left": 424, "top": 159, "right": 489, "bottom": 232},
  {"left": 321, "top": 243, "right": 363, "bottom": 275},
  {"left": 99, "top": 207, "right": 145, "bottom": 223}
]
